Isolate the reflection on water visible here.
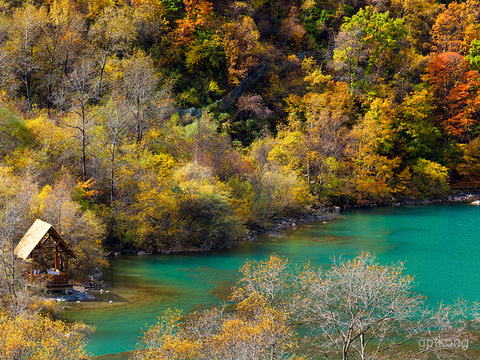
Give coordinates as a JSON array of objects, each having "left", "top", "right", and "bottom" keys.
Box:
[
  {"left": 95, "top": 352, "right": 132, "bottom": 360},
  {"left": 62, "top": 203, "right": 480, "bottom": 359}
]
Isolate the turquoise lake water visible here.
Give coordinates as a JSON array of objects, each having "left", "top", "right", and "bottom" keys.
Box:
[{"left": 62, "top": 203, "right": 480, "bottom": 359}]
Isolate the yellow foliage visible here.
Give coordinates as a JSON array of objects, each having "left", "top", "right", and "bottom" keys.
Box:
[
  {"left": 268, "top": 130, "right": 305, "bottom": 171},
  {"left": 0, "top": 312, "right": 93, "bottom": 360},
  {"left": 302, "top": 57, "right": 333, "bottom": 90},
  {"left": 26, "top": 115, "right": 74, "bottom": 157},
  {"left": 0, "top": 166, "right": 16, "bottom": 199},
  {"left": 411, "top": 158, "right": 449, "bottom": 197},
  {"left": 88, "top": 0, "right": 117, "bottom": 19},
  {"left": 103, "top": 57, "right": 123, "bottom": 82}
]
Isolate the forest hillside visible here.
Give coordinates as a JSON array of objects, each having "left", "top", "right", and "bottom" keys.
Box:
[{"left": 1, "top": 0, "right": 480, "bottom": 260}]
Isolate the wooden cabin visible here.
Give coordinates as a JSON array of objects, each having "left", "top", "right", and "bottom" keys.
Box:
[{"left": 14, "top": 219, "right": 76, "bottom": 294}]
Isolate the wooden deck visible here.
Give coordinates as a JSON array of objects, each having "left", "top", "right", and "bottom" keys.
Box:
[
  {"left": 46, "top": 282, "right": 74, "bottom": 294},
  {"left": 29, "top": 271, "right": 74, "bottom": 294}
]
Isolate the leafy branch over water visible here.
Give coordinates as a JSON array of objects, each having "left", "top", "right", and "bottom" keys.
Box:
[{"left": 133, "top": 253, "right": 480, "bottom": 360}]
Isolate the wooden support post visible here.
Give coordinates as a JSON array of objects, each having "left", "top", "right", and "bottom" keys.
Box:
[
  {"left": 65, "top": 256, "right": 69, "bottom": 284},
  {"left": 54, "top": 245, "right": 58, "bottom": 270}
]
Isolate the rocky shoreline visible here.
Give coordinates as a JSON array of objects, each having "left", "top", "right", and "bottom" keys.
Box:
[
  {"left": 107, "top": 192, "right": 480, "bottom": 258},
  {"left": 72, "top": 193, "right": 480, "bottom": 301},
  {"left": 107, "top": 207, "right": 341, "bottom": 257},
  {"left": 244, "top": 207, "right": 341, "bottom": 240}
]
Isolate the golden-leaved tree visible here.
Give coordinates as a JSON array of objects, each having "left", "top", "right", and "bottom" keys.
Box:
[
  {"left": 134, "top": 253, "right": 479, "bottom": 359},
  {"left": 0, "top": 311, "right": 93, "bottom": 360},
  {"left": 35, "top": 175, "right": 107, "bottom": 280}
]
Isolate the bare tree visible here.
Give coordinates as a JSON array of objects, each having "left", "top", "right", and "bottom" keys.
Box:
[
  {"left": 121, "top": 51, "right": 160, "bottom": 143},
  {"left": 299, "top": 252, "right": 428, "bottom": 360},
  {"left": 88, "top": 6, "right": 135, "bottom": 98},
  {"left": 56, "top": 59, "right": 97, "bottom": 181},
  {"left": 6, "top": 4, "right": 47, "bottom": 109},
  {"left": 99, "top": 97, "right": 128, "bottom": 203},
  {"left": 0, "top": 170, "right": 36, "bottom": 313},
  {"left": 419, "top": 300, "right": 477, "bottom": 360},
  {"left": 38, "top": 174, "right": 106, "bottom": 279},
  {"left": 40, "top": 2, "right": 85, "bottom": 111},
  {"left": 133, "top": 254, "right": 480, "bottom": 360},
  {"left": 0, "top": 17, "right": 17, "bottom": 103}
]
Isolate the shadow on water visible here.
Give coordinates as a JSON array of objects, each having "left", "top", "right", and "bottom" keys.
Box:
[
  {"left": 91, "top": 291, "right": 129, "bottom": 303},
  {"left": 306, "top": 235, "right": 353, "bottom": 244}
]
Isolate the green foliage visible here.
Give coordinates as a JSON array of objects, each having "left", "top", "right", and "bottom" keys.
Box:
[
  {"left": 1, "top": 0, "right": 480, "bottom": 255},
  {"left": 334, "top": 6, "right": 406, "bottom": 88},
  {"left": 185, "top": 33, "right": 225, "bottom": 76},
  {"left": 466, "top": 38, "right": 480, "bottom": 70},
  {"left": 0, "top": 108, "right": 35, "bottom": 155}
]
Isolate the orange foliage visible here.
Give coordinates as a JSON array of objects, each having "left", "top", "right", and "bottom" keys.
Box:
[
  {"left": 430, "top": 1, "right": 480, "bottom": 55},
  {"left": 223, "top": 16, "right": 260, "bottom": 85},
  {"left": 425, "top": 52, "right": 480, "bottom": 140},
  {"left": 446, "top": 70, "right": 480, "bottom": 140},
  {"left": 424, "top": 52, "right": 469, "bottom": 105},
  {"left": 174, "top": 0, "right": 213, "bottom": 47}
]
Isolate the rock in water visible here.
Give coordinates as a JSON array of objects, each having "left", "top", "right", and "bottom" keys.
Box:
[{"left": 93, "top": 267, "right": 103, "bottom": 278}]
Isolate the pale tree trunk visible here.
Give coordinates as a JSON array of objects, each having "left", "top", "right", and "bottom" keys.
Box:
[
  {"left": 361, "top": 332, "right": 366, "bottom": 360},
  {"left": 110, "top": 137, "right": 117, "bottom": 203}
]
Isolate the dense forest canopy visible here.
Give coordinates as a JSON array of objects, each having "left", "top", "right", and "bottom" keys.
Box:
[
  {"left": 1, "top": 0, "right": 480, "bottom": 261},
  {"left": 1, "top": 0, "right": 480, "bottom": 357}
]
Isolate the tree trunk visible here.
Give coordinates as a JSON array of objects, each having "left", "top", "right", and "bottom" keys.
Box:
[
  {"left": 110, "top": 138, "right": 116, "bottom": 204},
  {"left": 361, "top": 333, "right": 366, "bottom": 360}
]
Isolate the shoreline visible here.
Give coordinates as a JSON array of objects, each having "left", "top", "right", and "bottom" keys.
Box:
[
  {"left": 107, "top": 192, "right": 480, "bottom": 258},
  {"left": 239, "top": 192, "right": 480, "bottom": 243},
  {"left": 68, "top": 192, "right": 480, "bottom": 301}
]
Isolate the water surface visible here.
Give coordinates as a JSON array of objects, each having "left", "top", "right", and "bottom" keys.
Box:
[{"left": 62, "top": 203, "right": 480, "bottom": 358}]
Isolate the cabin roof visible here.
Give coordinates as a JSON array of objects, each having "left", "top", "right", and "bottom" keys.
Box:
[{"left": 14, "top": 219, "right": 76, "bottom": 260}]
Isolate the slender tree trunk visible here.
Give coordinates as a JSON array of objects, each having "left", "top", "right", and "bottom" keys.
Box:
[
  {"left": 25, "top": 74, "right": 32, "bottom": 110},
  {"left": 81, "top": 104, "right": 87, "bottom": 181},
  {"left": 135, "top": 96, "right": 142, "bottom": 143},
  {"left": 97, "top": 52, "right": 108, "bottom": 100},
  {"left": 361, "top": 333, "right": 366, "bottom": 360},
  {"left": 110, "top": 137, "right": 116, "bottom": 204}
]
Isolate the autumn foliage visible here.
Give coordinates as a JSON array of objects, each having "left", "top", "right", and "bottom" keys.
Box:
[
  {"left": 134, "top": 253, "right": 480, "bottom": 360},
  {"left": 0, "top": 0, "right": 479, "bottom": 261}
]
